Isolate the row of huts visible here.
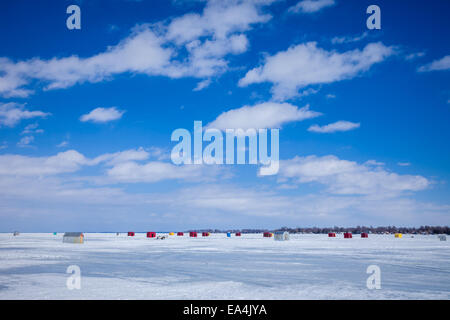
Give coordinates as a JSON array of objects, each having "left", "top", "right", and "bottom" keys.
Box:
[
  {"left": 24, "top": 230, "right": 446, "bottom": 244},
  {"left": 129, "top": 231, "right": 288, "bottom": 240},
  {"left": 128, "top": 231, "right": 242, "bottom": 238},
  {"left": 328, "top": 232, "right": 369, "bottom": 238}
]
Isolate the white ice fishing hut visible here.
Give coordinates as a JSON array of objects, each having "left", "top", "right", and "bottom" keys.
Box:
[
  {"left": 63, "top": 232, "right": 84, "bottom": 244},
  {"left": 274, "top": 231, "right": 290, "bottom": 241}
]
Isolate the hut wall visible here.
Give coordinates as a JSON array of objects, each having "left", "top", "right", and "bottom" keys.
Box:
[{"left": 63, "top": 235, "right": 84, "bottom": 244}]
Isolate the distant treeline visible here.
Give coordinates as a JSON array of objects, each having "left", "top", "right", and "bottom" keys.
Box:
[{"left": 188, "top": 226, "right": 450, "bottom": 235}]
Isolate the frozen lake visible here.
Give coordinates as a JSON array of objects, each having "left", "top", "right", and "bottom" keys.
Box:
[{"left": 0, "top": 233, "right": 449, "bottom": 299}]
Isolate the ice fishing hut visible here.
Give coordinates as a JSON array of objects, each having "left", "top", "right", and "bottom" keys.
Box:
[
  {"left": 274, "top": 231, "right": 290, "bottom": 241},
  {"left": 438, "top": 235, "right": 447, "bottom": 241},
  {"left": 147, "top": 232, "right": 156, "bottom": 238},
  {"left": 235, "top": 232, "right": 241, "bottom": 236},
  {"left": 202, "top": 232, "right": 210, "bottom": 237},
  {"left": 63, "top": 232, "right": 84, "bottom": 244},
  {"left": 344, "top": 232, "right": 352, "bottom": 238},
  {"left": 189, "top": 232, "right": 197, "bottom": 237},
  {"left": 227, "top": 232, "right": 231, "bottom": 237},
  {"left": 169, "top": 232, "right": 175, "bottom": 236},
  {"left": 361, "top": 232, "right": 369, "bottom": 238},
  {"left": 177, "top": 232, "right": 184, "bottom": 236},
  {"left": 128, "top": 232, "right": 135, "bottom": 237},
  {"left": 395, "top": 233, "right": 403, "bottom": 238},
  {"left": 328, "top": 232, "right": 336, "bottom": 237},
  {"left": 13, "top": 231, "right": 20, "bottom": 236},
  {"left": 263, "top": 232, "right": 273, "bottom": 238}
]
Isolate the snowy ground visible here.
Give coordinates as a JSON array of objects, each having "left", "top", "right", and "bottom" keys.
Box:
[{"left": 0, "top": 233, "right": 449, "bottom": 299}]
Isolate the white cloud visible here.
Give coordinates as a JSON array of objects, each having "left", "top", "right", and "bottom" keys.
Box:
[
  {"left": 0, "top": 28, "right": 173, "bottom": 97},
  {"left": 17, "top": 136, "right": 35, "bottom": 147},
  {"left": 168, "top": 184, "right": 446, "bottom": 225},
  {"left": 331, "top": 32, "right": 368, "bottom": 44},
  {"left": 166, "top": 0, "right": 272, "bottom": 44},
  {"left": 418, "top": 55, "right": 450, "bottom": 72},
  {"left": 91, "top": 147, "right": 151, "bottom": 165},
  {"left": 275, "top": 155, "right": 429, "bottom": 196},
  {"left": 80, "top": 107, "right": 125, "bottom": 123},
  {"left": 21, "top": 123, "right": 43, "bottom": 135},
  {"left": 162, "top": 0, "right": 269, "bottom": 79},
  {"left": 166, "top": 33, "right": 250, "bottom": 79},
  {"left": 239, "top": 42, "right": 394, "bottom": 100},
  {"left": 172, "top": 184, "right": 297, "bottom": 217},
  {"left": 0, "top": 148, "right": 155, "bottom": 177},
  {"left": 0, "top": 147, "right": 218, "bottom": 185},
  {"left": 405, "top": 52, "right": 425, "bottom": 61},
  {"left": 57, "top": 141, "right": 68, "bottom": 148},
  {"left": 193, "top": 78, "right": 212, "bottom": 91},
  {"left": 398, "top": 162, "right": 411, "bottom": 167},
  {"left": 0, "top": 150, "right": 87, "bottom": 176},
  {"left": 0, "top": 102, "right": 50, "bottom": 127},
  {"left": 0, "top": 0, "right": 275, "bottom": 97},
  {"left": 297, "top": 87, "right": 319, "bottom": 98},
  {"left": 288, "top": 0, "right": 335, "bottom": 14},
  {"left": 106, "top": 161, "right": 205, "bottom": 183},
  {"left": 308, "top": 120, "right": 360, "bottom": 133},
  {"left": 364, "top": 160, "right": 385, "bottom": 166},
  {"left": 207, "top": 102, "right": 321, "bottom": 130}
]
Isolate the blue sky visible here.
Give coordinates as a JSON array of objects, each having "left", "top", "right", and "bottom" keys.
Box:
[{"left": 0, "top": 0, "right": 449, "bottom": 231}]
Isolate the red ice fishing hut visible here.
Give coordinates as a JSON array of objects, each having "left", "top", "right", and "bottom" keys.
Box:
[
  {"left": 235, "top": 232, "right": 241, "bottom": 236},
  {"left": 263, "top": 232, "right": 273, "bottom": 238},
  {"left": 177, "top": 232, "right": 184, "bottom": 236},
  {"left": 146, "top": 232, "right": 156, "bottom": 238},
  {"left": 361, "top": 232, "right": 369, "bottom": 238},
  {"left": 328, "top": 232, "right": 336, "bottom": 237},
  {"left": 344, "top": 232, "right": 353, "bottom": 238},
  {"left": 127, "top": 232, "right": 135, "bottom": 236},
  {"left": 189, "top": 232, "right": 197, "bottom": 237},
  {"left": 202, "top": 232, "right": 210, "bottom": 237}
]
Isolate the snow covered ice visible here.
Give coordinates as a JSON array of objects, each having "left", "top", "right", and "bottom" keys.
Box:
[{"left": 0, "top": 233, "right": 449, "bottom": 299}]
